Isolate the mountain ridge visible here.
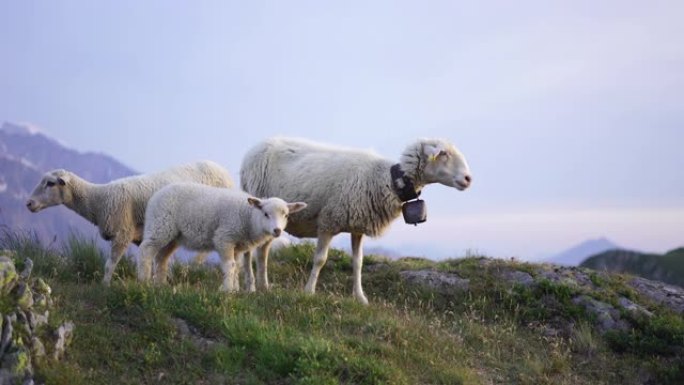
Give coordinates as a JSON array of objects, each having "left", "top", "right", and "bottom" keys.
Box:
[
  {"left": 546, "top": 237, "right": 622, "bottom": 266},
  {"left": 581, "top": 247, "right": 684, "bottom": 288}
]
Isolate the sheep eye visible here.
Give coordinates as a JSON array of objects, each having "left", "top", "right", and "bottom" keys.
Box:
[
  {"left": 264, "top": 213, "right": 269, "bottom": 218},
  {"left": 46, "top": 181, "right": 55, "bottom": 187}
]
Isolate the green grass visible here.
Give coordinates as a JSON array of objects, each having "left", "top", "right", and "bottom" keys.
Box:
[{"left": 2, "top": 232, "right": 683, "bottom": 384}]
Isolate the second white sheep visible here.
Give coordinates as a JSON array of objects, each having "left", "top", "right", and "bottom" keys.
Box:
[{"left": 137, "top": 183, "right": 306, "bottom": 291}]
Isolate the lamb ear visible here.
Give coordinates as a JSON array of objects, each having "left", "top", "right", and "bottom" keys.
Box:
[
  {"left": 287, "top": 202, "right": 307, "bottom": 214},
  {"left": 247, "top": 197, "right": 263, "bottom": 209}
]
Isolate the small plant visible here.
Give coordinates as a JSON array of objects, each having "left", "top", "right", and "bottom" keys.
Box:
[{"left": 61, "top": 234, "right": 104, "bottom": 283}]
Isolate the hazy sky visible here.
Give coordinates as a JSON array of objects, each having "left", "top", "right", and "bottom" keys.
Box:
[{"left": 1, "top": 1, "right": 683, "bottom": 259}]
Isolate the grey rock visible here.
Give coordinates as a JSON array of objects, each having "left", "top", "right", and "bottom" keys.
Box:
[
  {"left": 172, "top": 318, "right": 217, "bottom": 350},
  {"left": 53, "top": 322, "right": 74, "bottom": 361},
  {"left": 0, "top": 257, "right": 17, "bottom": 294},
  {"left": 1, "top": 346, "right": 32, "bottom": 378},
  {"left": 364, "top": 263, "right": 391, "bottom": 273},
  {"left": 29, "top": 338, "right": 45, "bottom": 360},
  {"left": 14, "top": 313, "right": 31, "bottom": 337},
  {"left": 399, "top": 270, "right": 470, "bottom": 294},
  {"left": 618, "top": 297, "right": 653, "bottom": 318},
  {"left": 32, "top": 279, "right": 50, "bottom": 297},
  {"left": 19, "top": 259, "right": 32, "bottom": 281},
  {"left": 32, "top": 295, "right": 47, "bottom": 310},
  {"left": 26, "top": 312, "right": 48, "bottom": 332},
  {"left": 500, "top": 270, "right": 535, "bottom": 287},
  {"left": 14, "top": 284, "right": 33, "bottom": 312},
  {"left": 0, "top": 315, "right": 13, "bottom": 357},
  {"left": 0, "top": 368, "right": 13, "bottom": 384},
  {"left": 572, "top": 295, "right": 630, "bottom": 333},
  {"left": 537, "top": 269, "right": 583, "bottom": 289},
  {"left": 629, "top": 277, "right": 684, "bottom": 314}
]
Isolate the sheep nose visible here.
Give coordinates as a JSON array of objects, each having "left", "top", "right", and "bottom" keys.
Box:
[
  {"left": 273, "top": 228, "right": 282, "bottom": 237},
  {"left": 464, "top": 175, "right": 472, "bottom": 185},
  {"left": 26, "top": 200, "right": 34, "bottom": 209}
]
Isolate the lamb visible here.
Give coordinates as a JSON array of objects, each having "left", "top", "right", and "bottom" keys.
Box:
[
  {"left": 240, "top": 137, "right": 472, "bottom": 304},
  {"left": 137, "top": 182, "right": 307, "bottom": 292},
  {"left": 25, "top": 160, "right": 234, "bottom": 284}
]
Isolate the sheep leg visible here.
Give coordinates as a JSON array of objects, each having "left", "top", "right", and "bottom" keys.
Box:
[
  {"left": 219, "top": 246, "right": 238, "bottom": 292},
  {"left": 351, "top": 233, "right": 369, "bottom": 305},
  {"left": 137, "top": 240, "right": 157, "bottom": 282},
  {"left": 242, "top": 250, "right": 256, "bottom": 292},
  {"left": 304, "top": 233, "right": 333, "bottom": 294},
  {"left": 104, "top": 239, "right": 129, "bottom": 285},
  {"left": 231, "top": 252, "right": 241, "bottom": 290},
  {"left": 256, "top": 240, "right": 273, "bottom": 291},
  {"left": 153, "top": 241, "right": 179, "bottom": 284}
]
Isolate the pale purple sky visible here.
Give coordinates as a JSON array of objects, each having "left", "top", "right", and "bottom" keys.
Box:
[{"left": 1, "top": 1, "right": 683, "bottom": 259}]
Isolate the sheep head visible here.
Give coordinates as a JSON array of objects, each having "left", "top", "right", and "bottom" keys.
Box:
[
  {"left": 401, "top": 139, "right": 472, "bottom": 191},
  {"left": 26, "top": 170, "right": 70, "bottom": 212},
  {"left": 248, "top": 197, "right": 307, "bottom": 238}
]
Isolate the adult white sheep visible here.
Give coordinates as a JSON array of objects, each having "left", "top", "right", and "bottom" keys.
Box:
[
  {"left": 137, "top": 183, "right": 307, "bottom": 292},
  {"left": 25, "top": 161, "right": 234, "bottom": 284},
  {"left": 240, "top": 137, "right": 472, "bottom": 304}
]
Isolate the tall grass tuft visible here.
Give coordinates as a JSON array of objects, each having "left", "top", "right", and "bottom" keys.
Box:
[
  {"left": 0, "top": 227, "right": 136, "bottom": 283},
  {"left": 0, "top": 226, "right": 63, "bottom": 277},
  {"left": 61, "top": 233, "right": 105, "bottom": 283}
]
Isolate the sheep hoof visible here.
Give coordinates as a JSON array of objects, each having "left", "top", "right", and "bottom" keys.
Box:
[
  {"left": 256, "top": 284, "right": 270, "bottom": 292},
  {"left": 303, "top": 283, "right": 316, "bottom": 294},
  {"left": 355, "top": 293, "right": 369, "bottom": 305}
]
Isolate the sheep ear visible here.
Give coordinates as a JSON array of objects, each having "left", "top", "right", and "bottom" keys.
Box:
[
  {"left": 57, "top": 177, "right": 66, "bottom": 186},
  {"left": 247, "top": 197, "right": 262, "bottom": 209},
  {"left": 425, "top": 145, "right": 447, "bottom": 162},
  {"left": 287, "top": 202, "right": 307, "bottom": 214}
]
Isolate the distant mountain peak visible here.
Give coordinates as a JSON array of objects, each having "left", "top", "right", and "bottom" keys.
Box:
[
  {"left": 1, "top": 121, "right": 43, "bottom": 136},
  {"left": 546, "top": 237, "right": 622, "bottom": 266},
  {"left": 1, "top": 121, "right": 71, "bottom": 149}
]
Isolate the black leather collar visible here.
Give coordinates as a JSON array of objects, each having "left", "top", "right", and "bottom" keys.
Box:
[{"left": 390, "top": 164, "right": 420, "bottom": 202}]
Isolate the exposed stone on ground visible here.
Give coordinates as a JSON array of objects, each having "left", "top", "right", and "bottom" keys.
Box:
[
  {"left": 572, "top": 295, "right": 630, "bottom": 333},
  {"left": 628, "top": 277, "right": 684, "bottom": 314},
  {"left": 399, "top": 270, "right": 470, "bottom": 294},
  {"left": 172, "top": 318, "right": 218, "bottom": 350},
  {"left": 498, "top": 270, "right": 534, "bottom": 287},
  {"left": 0, "top": 257, "right": 74, "bottom": 385},
  {"left": 618, "top": 297, "right": 653, "bottom": 318}
]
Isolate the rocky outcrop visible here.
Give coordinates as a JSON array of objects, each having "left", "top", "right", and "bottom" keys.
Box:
[
  {"left": 629, "top": 277, "right": 684, "bottom": 314},
  {"left": 399, "top": 270, "right": 470, "bottom": 294},
  {"left": 0, "top": 254, "right": 74, "bottom": 385},
  {"left": 397, "top": 258, "right": 684, "bottom": 336}
]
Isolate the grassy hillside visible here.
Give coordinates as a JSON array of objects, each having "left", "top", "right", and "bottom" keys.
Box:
[
  {"left": 2, "top": 231, "right": 683, "bottom": 385},
  {"left": 581, "top": 248, "right": 684, "bottom": 288}
]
